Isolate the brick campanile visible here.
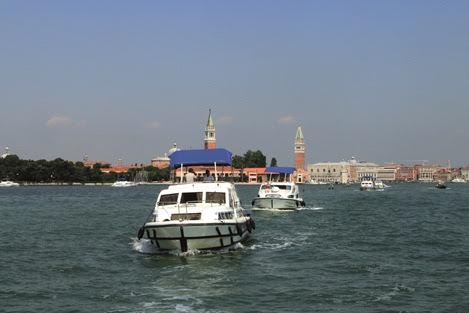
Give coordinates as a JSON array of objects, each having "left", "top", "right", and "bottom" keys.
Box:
[
  {"left": 204, "top": 109, "right": 216, "bottom": 149},
  {"left": 294, "top": 126, "right": 305, "bottom": 170}
]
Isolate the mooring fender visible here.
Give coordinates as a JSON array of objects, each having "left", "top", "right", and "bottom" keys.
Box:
[
  {"left": 236, "top": 223, "right": 243, "bottom": 237},
  {"left": 246, "top": 220, "right": 252, "bottom": 233},
  {"left": 137, "top": 227, "right": 144, "bottom": 240},
  {"left": 250, "top": 218, "right": 256, "bottom": 230}
]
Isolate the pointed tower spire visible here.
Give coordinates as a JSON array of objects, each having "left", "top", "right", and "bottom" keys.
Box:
[
  {"left": 204, "top": 109, "right": 216, "bottom": 149},
  {"left": 294, "top": 126, "right": 305, "bottom": 170},
  {"left": 295, "top": 126, "right": 304, "bottom": 142}
]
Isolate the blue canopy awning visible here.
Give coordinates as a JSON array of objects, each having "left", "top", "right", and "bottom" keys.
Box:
[
  {"left": 170, "top": 148, "right": 232, "bottom": 167},
  {"left": 264, "top": 166, "right": 296, "bottom": 174}
]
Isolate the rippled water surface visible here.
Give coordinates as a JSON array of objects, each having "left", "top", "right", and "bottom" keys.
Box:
[{"left": 1, "top": 184, "right": 469, "bottom": 312}]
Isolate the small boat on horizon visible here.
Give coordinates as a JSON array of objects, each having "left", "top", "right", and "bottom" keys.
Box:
[
  {"left": 436, "top": 180, "right": 447, "bottom": 189},
  {"left": 111, "top": 180, "right": 138, "bottom": 187},
  {"left": 0, "top": 180, "right": 20, "bottom": 187},
  {"left": 112, "top": 175, "right": 138, "bottom": 187}
]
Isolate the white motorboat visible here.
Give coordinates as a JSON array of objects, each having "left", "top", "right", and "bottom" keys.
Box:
[
  {"left": 251, "top": 167, "right": 305, "bottom": 210},
  {"left": 0, "top": 180, "right": 20, "bottom": 187},
  {"left": 360, "top": 176, "right": 385, "bottom": 191},
  {"left": 112, "top": 179, "right": 138, "bottom": 187},
  {"left": 137, "top": 148, "right": 255, "bottom": 252},
  {"left": 451, "top": 177, "right": 466, "bottom": 183}
]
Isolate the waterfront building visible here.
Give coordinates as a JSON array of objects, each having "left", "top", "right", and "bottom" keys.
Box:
[
  {"left": 416, "top": 164, "right": 444, "bottom": 182},
  {"left": 433, "top": 168, "right": 452, "bottom": 182},
  {"left": 376, "top": 165, "right": 398, "bottom": 181},
  {"left": 308, "top": 158, "right": 392, "bottom": 183},
  {"left": 151, "top": 155, "right": 170, "bottom": 169},
  {"left": 151, "top": 143, "right": 179, "bottom": 169},
  {"left": 204, "top": 109, "right": 216, "bottom": 150},
  {"left": 308, "top": 161, "right": 350, "bottom": 184},
  {"left": 244, "top": 168, "right": 267, "bottom": 183},
  {"left": 394, "top": 165, "right": 417, "bottom": 181},
  {"left": 356, "top": 162, "right": 380, "bottom": 181},
  {"left": 82, "top": 154, "right": 111, "bottom": 168}
]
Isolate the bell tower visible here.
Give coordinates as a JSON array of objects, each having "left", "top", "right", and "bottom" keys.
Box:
[
  {"left": 204, "top": 109, "right": 216, "bottom": 149},
  {"left": 294, "top": 126, "right": 305, "bottom": 170}
]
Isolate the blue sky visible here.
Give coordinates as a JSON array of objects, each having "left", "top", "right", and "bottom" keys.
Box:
[{"left": 1, "top": 1, "right": 469, "bottom": 166}]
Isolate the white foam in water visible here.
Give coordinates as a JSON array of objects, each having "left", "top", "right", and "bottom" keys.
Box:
[
  {"left": 131, "top": 238, "right": 160, "bottom": 254},
  {"left": 248, "top": 241, "right": 294, "bottom": 251},
  {"left": 374, "top": 284, "right": 415, "bottom": 302},
  {"left": 298, "top": 207, "right": 324, "bottom": 211},
  {"left": 175, "top": 304, "right": 194, "bottom": 313}
]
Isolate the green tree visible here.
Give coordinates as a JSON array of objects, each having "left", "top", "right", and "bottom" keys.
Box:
[
  {"left": 270, "top": 157, "right": 277, "bottom": 167},
  {"left": 232, "top": 155, "right": 244, "bottom": 169},
  {"left": 243, "top": 150, "right": 266, "bottom": 168}
]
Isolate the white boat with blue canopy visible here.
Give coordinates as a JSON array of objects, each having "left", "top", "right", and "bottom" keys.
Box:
[
  {"left": 251, "top": 167, "right": 305, "bottom": 211},
  {"left": 137, "top": 148, "right": 255, "bottom": 252}
]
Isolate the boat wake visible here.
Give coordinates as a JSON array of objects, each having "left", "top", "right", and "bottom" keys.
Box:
[
  {"left": 373, "top": 284, "right": 415, "bottom": 302},
  {"left": 247, "top": 241, "right": 294, "bottom": 251},
  {"left": 297, "top": 207, "right": 324, "bottom": 211}
]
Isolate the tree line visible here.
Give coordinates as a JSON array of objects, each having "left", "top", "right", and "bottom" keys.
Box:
[
  {"left": 0, "top": 155, "right": 169, "bottom": 184},
  {"left": 0, "top": 150, "right": 274, "bottom": 183}
]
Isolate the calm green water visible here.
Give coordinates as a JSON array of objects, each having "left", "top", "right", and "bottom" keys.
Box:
[{"left": 1, "top": 184, "right": 469, "bottom": 313}]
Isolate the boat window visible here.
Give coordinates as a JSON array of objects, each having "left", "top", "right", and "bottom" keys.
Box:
[
  {"left": 274, "top": 185, "right": 292, "bottom": 190},
  {"left": 180, "top": 192, "right": 203, "bottom": 204},
  {"left": 206, "top": 192, "right": 226, "bottom": 204},
  {"left": 159, "top": 193, "right": 178, "bottom": 205}
]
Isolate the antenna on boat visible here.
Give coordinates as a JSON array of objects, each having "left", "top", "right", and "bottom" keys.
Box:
[
  {"left": 180, "top": 163, "right": 184, "bottom": 183},
  {"left": 214, "top": 162, "right": 218, "bottom": 181}
]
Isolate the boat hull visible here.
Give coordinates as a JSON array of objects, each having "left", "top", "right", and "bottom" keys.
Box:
[
  {"left": 142, "top": 219, "right": 254, "bottom": 252},
  {"left": 359, "top": 187, "right": 384, "bottom": 191},
  {"left": 252, "top": 197, "right": 304, "bottom": 210}
]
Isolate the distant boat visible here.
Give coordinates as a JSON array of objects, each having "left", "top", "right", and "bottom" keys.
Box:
[
  {"left": 0, "top": 180, "right": 20, "bottom": 187},
  {"left": 251, "top": 167, "right": 305, "bottom": 211},
  {"left": 112, "top": 175, "right": 138, "bottom": 187},
  {"left": 436, "top": 181, "right": 447, "bottom": 189},
  {"left": 360, "top": 176, "right": 386, "bottom": 191},
  {"left": 451, "top": 177, "right": 466, "bottom": 183},
  {"left": 112, "top": 181, "right": 138, "bottom": 187}
]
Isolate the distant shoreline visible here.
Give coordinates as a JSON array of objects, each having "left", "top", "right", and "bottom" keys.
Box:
[{"left": 7, "top": 182, "right": 263, "bottom": 186}]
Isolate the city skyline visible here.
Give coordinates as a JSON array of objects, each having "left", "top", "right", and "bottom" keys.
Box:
[{"left": 1, "top": 1, "right": 469, "bottom": 166}]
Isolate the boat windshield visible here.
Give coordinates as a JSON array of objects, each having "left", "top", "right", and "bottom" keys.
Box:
[
  {"left": 262, "top": 184, "right": 291, "bottom": 190},
  {"left": 159, "top": 193, "right": 178, "bottom": 205},
  {"left": 206, "top": 192, "right": 226, "bottom": 204},
  {"left": 180, "top": 192, "right": 203, "bottom": 204}
]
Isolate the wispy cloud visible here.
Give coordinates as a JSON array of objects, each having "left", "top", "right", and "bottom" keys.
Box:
[
  {"left": 144, "top": 121, "right": 161, "bottom": 129},
  {"left": 278, "top": 115, "right": 296, "bottom": 125},
  {"left": 46, "top": 115, "right": 75, "bottom": 128},
  {"left": 217, "top": 116, "right": 234, "bottom": 125}
]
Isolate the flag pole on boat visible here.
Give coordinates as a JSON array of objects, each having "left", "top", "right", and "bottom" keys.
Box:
[{"left": 214, "top": 162, "right": 218, "bottom": 181}]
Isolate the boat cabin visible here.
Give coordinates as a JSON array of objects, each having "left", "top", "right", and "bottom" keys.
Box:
[{"left": 157, "top": 182, "right": 240, "bottom": 207}]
